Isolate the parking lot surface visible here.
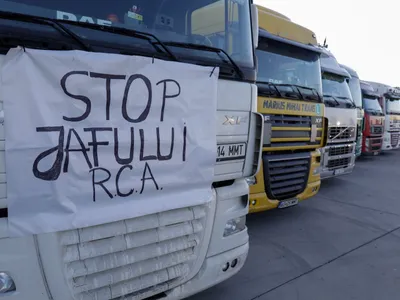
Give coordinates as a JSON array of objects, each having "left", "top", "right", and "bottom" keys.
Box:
[{"left": 190, "top": 151, "right": 400, "bottom": 300}]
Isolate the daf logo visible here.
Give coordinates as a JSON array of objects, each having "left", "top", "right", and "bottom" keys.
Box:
[{"left": 223, "top": 116, "right": 247, "bottom": 125}]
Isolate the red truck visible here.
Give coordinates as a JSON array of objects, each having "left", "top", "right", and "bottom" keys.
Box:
[{"left": 360, "top": 81, "right": 385, "bottom": 155}]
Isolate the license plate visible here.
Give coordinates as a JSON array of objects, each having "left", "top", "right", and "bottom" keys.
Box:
[
  {"left": 216, "top": 143, "right": 246, "bottom": 162},
  {"left": 278, "top": 198, "right": 299, "bottom": 209},
  {"left": 334, "top": 168, "right": 345, "bottom": 175}
]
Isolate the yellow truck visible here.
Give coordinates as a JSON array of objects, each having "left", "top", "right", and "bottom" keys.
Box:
[{"left": 249, "top": 6, "right": 327, "bottom": 213}]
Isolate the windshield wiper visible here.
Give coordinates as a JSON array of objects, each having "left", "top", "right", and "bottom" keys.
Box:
[
  {"left": 336, "top": 96, "right": 356, "bottom": 108},
  {"left": 323, "top": 94, "right": 340, "bottom": 107},
  {"left": 290, "top": 84, "right": 322, "bottom": 102},
  {"left": 0, "top": 11, "right": 178, "bottom": 61},
  {"left": 258, "top": 82, "right": 301, "bottom": 100},
  {"left": 0, "top": 11, "right": 93, "bottom": 51},
  {"left": 268, "top": 83, "right": 322, "bottom": 101},
  {"left": 257, "top": 81, "right": 283, "bottom": 98},
  {"left": 258, "top": 83, "right": 303, "bottom": 100},
  {"left": 159, "top": 42, "right": 244, "bottom": 79},
  {"left": 257, "top": 82, "right": 322, "bottom": 102},
  {"left": 365, "top": 108, "right": 382, "bottom": 115},
  {"left": 274, "top": 84, "right": 305, "bottom": 100}
]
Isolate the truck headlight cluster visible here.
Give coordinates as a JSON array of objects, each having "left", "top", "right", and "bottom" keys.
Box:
[
  {"left": 223, "top": 216, "right": 246, "bottom": 237},
  {"left": 245, "top": 176, "right": 257, "bottom": 186},
  {"left": 313, "top": 166, "right": 321, "bottom": 175}
]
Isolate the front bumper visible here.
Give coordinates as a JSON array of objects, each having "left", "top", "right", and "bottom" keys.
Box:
[
  {"left": 248, "top": 151, "right": 321, "bottom": 213},
  {"left": 0, "top": 224, "right": 51, "bottom": 300},
  {"left": 166, "top": 243, "right": 248, "bottom": 300},
  {"left": 0, "top": 180, "right": 249, "bottom": 300},
  {"left": 382, "top": 132, "right": 400, "bottom": 151},
  {"left": 248, "top": 190, "right": 278, "bottom": 212},
  {"left": 248, "top": 178, "right": 320, "bottom": 213},
  {"left": 297, "top": 180, "right": 320, "bottom": 201},
  {"left": 320, "top": 164, "right": 355, "bottom": 179},
  {"left": 320, "top": 144, "right": 356, "bottom": 180},
  {"left": 362, "top": 135, "right": 382, "bottom": 155}
]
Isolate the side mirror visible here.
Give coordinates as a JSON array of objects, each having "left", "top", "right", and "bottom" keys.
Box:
[{"left": 251, "top": 4, "right": 259, "bottom": 49}]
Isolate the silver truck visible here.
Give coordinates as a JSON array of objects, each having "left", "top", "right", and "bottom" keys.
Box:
[{"left": 319, "top": 48, "right": 357, "bottom": 179}]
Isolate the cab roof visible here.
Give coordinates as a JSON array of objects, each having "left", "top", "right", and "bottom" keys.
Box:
[
  {"left": 320, "top": 47, "right": 350, "bottom": 78},
  {"left": 340, "top": 64, "right": 359, "bottom": 79},
  {"left": 257, "top": 5, "right": 319, "bottom": 49},
  {"left": 366, "top": 81, "right": 400, "bottom": 100},
  {"left": 360, "top": 81, "right": 380, "bottom": 98}
]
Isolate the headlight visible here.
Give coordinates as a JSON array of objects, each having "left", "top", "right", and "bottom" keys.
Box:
[
  {"left": 313, "top": 166, "right": 321, "bottom": 175},
  {"left": 245, "top": 176, "right": 257, "bottom": 186},
  {"left": 223, "top": 216, "right": 246, "bottom": 237},
  {"left": 0, "top": 272, "right": 15, "bottom": 294}
]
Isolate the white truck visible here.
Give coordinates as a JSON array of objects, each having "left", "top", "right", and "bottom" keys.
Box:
[
  {"left": 319, "top": 47, "right": 357, "bottom": 179},
  {"left": 0, "top": 1, "right": 263, "bottom": 299},
  {"left": 366, "top": 82, "right": 400, "bottom": 151}
]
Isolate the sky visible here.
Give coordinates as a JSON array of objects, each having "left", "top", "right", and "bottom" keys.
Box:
[{"left": 254, "top": 0, "right": 399, "bottom": 87}]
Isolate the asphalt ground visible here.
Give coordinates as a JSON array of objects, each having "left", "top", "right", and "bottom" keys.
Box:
[{"left": 189, "top": 150, "right": 400, "bottom": 300}]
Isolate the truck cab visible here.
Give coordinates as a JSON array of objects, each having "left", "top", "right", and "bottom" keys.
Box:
[
  {"left": 360, "top": 81, "right": 385, "bottom": 155},
  {"left": 319, "top": 48, "right": 357, "bottom": 179},
  {"left": 248, "top": 6, "right": 327, "bottom": 213},
  {"left": 340, "top": 64, "right": 364, "bottom": 158},
  {"left": 0, "top": 1, "right": 262, "bottom": 299},
  {"left": 365, "top": 82, "right": 400, "bottom": 151}
]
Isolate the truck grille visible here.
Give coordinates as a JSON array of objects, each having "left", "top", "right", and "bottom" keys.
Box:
[
  {"left": 59, "top": 205, "right": 207, "bottom": 300},
  {"left": 269, "top": 114, "right": 311, "bottom": 127},
  {"left": 264, "top": 114, "right": 323, "bottom": 148},
  {"left": 371, "top": 126, "right": 383, "bottom": 135},
  {"left": 328, "top": 127, "right": 356, "bottom": 140},
  {"left": 391, "top": 133, "right": 399, "bottom": 147},
  {"left": 327, "top": 157, "right": 351, "bottom": 170},
  {"left": 263, "top": 153, "right": 311, "bottom": 200},
  {"left": 328, "top": 144, "right": 354, "bottom": 156}
]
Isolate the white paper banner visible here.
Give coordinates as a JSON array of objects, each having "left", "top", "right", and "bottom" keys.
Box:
[{"left": 2, "top": 47, "right": 219, "bottom": 237}]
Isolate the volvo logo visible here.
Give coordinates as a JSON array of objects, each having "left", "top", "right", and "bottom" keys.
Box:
[{"left": 223, "top": 116, "right": 247, "bottom": 125}]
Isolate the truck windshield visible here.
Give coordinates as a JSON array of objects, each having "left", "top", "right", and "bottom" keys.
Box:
[
  {"left": 0, "top": 0, "right": 254, "bottom": 78},
  {"left": 347, "top": 76, "right": 362, "bottom": 108},
  {"left": 387, "top": 99, "right": 400, "bottom": 115},
  {"left": 256, "top": 38, "right": 322, "bottom": 99},
  {"left": 322, "top": 72, "right": 354, "bottom": 108},
  {"left": 363, "top": 96, "right": 383, "bottom": 114}
]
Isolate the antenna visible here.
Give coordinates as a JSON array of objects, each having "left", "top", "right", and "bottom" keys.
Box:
[{"left": 323, "top": 37, "right": 328, "bottom": 48}]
